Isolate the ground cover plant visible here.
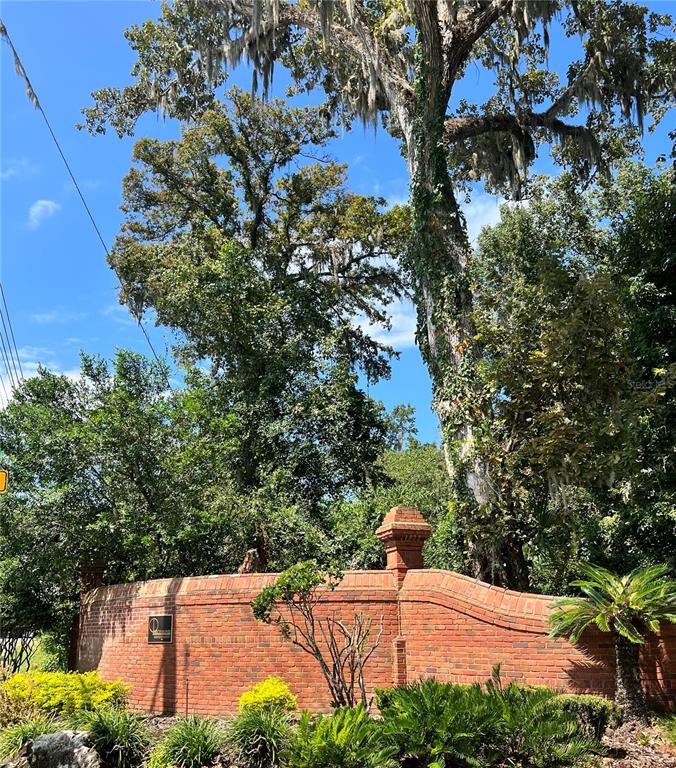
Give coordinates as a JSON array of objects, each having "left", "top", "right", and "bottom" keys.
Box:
[{"left": 378, "top": 674, "right": 602, "bottom": 768}]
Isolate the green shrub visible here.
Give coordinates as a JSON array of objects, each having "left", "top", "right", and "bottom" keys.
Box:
[
  {"left": 284, "top": 705, "right": 397, "bottom": 768},
  {"left": 227, "top": 706, "right": 291, "bottom": 768},
  {"left": 1, "top": 671, "right": 128, "bottom": 714},
  {"left": 155, "top": 716, "right": 224, "bottom": 768},
  {"left": 380, "top": 674, "right": 602, "bottom": 768},
  {"left": 237, "top": 676, "right": 297, "bottom": 713},
  {"left": 0, "top": 715, "right": 61, "bottom": 759},
  {"left": 70, "top": 707, "right": 150, "bottom": 768},
  {"left": 0, "top": 685, "right": 41, "bottom": 729},
  {"left": 481, "top": 676, "right": 601, "bottom": 768},
  {"left": 554, "top": 694, "right": 621, "bottom": 740},
  {"left": 380, "top": 677, "right": 496, "bottom": 767}
]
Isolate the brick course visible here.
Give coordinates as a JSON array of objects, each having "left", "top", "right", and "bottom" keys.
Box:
[{"left": 77, "top": 508, "right": 675, "bottom": 715}]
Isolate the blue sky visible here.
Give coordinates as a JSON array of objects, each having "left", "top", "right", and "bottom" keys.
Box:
[{"left": 1, "top": 1, "right": 672, "bottom": 442}]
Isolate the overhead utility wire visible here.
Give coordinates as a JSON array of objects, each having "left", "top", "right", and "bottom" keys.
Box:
[
  {"left": 0, "top": 326, "right": 18, "bottom": 390},
  {"left": 0, "top": 20, "right": 170, "bottom": 382},
  {"left": 0, "top": 281, "right": 24, "bottom": 380},
  {"left": 0, "top": 298, "right": 22, "bottom": 385},
  {"left": 0, "top": 324, "right": 17, "bottom": 390}
]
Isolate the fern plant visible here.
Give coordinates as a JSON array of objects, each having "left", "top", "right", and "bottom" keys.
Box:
[
  {"left": 284, "top": 704, "right": 397, "bottom": 768},
  {"left": 380, "top": 674, "right": 601, "bottom": 768},
  {"left": 550, "top": 563, "right": 676, "bottom": 723},
  {"left": 481, "top": 672, "right": 601, "bottom": 768},
  {"left": 380, "top": 678, "right": 495, "bottom": 768}
]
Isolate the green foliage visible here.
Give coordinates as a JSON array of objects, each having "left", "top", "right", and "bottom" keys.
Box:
[
  {"left": 379, "top": 675, "right": 600, "bottom": 768},
  {"left": 658, "top": 714, "right": 676, "bottom": 747},
  {"left": 553, "top": 695, "right": 620, "bottom": 741},
  {"left": 468, "top": 164, "right": 676, "bottom": 589},
  {"left": 80, "top": 0, "right": 672, "bottom": 591},
  {"left": 226, "top": 706, "right": 291, "bottom": 768},
  {"left": 251, "top": 561, "right": 339, "bottom": 633},
  {"left": 284, "top": 705, "right": 397, "bottom": 768},
  {"left": 549, "top": 563, "right": 676, "bottom": 645},
  {"left": 237, "top": 676, "right": 297, "bottom": 713},
  {"left": 327, "top": 440, "right": 458, "bottom": 572},
  {"left": 0, "top": 715, "right": 61, "bottom": 759},
  {"left": 70, "top": 708, "right": 150, "bottom": 768},
  {"left": 155, "top": 716, "right": 224, "bottom": 768},
  {"left": 1, "top": 671, "right": 128, "bottom": 715},
  {"left": 0, "top": 684, "right": 41, "bottom": 729}
]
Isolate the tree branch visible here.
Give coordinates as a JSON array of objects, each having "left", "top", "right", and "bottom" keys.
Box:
[{"left": 444, "top": 110, "right": 599, "bottom": 152}]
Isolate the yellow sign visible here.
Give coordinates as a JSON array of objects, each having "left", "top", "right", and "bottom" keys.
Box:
[{"left": 0, "top": 470, "right": 7, "bottom": 493}]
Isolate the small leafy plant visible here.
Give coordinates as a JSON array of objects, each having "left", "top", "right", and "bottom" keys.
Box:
[
  {"left": 238, "top": 676, "right": 297, "bottom": 713},
  {"left": 70, "top": 707, "right": 150, "bottom": 768},
  {"left": 553, "top": 694, "right": 621, "bottom": 740},
  {"left": 227, "top": 706, "right": 291, "bottom": 768}
]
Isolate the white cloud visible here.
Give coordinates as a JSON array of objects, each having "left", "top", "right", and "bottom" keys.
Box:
[
  {"left": 462, "top": 194, "right": 504, "bottom": 245},
  {"left": 357, "top": 298, "right": 417, "bottom": 351},
  {"left": 31, "top": 309, "right": 87, "bottom": 324},
  {"left": 1, "top": 157, "right": 38, "bottom": 181},
  {"left": 17, "top": 345, "right": 54, "bottom": 360},
  {"left": 102, "top": 303, "right": 137, "bottom": 327},
  {"left": 28, "top": 199, "right": 61, "bottom": 229}
]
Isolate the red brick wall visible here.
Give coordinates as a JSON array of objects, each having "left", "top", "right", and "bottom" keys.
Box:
[{"left": 77, "top": 568, "right": 675, "bottom": 715}]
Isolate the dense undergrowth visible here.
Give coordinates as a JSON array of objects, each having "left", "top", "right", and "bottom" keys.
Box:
[{"left": 0, "top": 670, "right": 634, "bottom": 768}]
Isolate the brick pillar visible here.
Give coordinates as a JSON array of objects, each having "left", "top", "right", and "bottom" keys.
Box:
[
  {"left": 377, "top": 507, "right": 431, "bottom": 690},
  {"left": 68, "top": 560, "right": 106, "bottom": 671},
  {"left": 376, "top": 506, "right": 432, "bottom": 587}
]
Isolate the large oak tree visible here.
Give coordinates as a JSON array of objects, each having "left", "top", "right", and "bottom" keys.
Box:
[{"left": 83, "top": 0, "right": 674, "bottom": 585}]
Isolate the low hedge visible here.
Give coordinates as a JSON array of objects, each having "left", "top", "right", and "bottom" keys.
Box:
[{"left": 554, "top": 694, "right": 620, "bottom": 740}]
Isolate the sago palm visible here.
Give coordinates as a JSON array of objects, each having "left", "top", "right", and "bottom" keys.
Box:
[{"left": 549, "top": 563, "right": 676, "bottom": 723}]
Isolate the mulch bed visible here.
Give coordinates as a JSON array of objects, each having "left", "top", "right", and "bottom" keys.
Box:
[{"left": 601, "top": 723, "right": 676, "bottom": 767}]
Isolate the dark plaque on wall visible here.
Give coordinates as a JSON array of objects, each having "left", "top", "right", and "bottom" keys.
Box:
[{"left": 147, "top": 615, "right": 173, "bottom": 644}]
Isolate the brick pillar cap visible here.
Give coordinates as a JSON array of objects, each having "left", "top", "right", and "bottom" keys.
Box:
[{"left": 376, "top": 506, "right": 432, "bottom": 541}]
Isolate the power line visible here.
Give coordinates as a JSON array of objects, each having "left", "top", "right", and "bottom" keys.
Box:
[
  {"left": 0, "top": 282, "right": 24, "bottom": 380},
  {"left": 0, "top": 322, "right": 19, "bottom": 389},
  {"left": 0, "top": 322, "right": 18, "bottom": 390},
  {"left": 0, "top": 19, "right": 171, "bottom": 385}
]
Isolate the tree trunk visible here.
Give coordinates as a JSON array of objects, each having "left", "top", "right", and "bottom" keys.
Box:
[
  {"left": 405, "top": 19, "right": 529, "bottom": 589},
  {"left": 614, "top": 630, "right": 649, "bottom": 724}
]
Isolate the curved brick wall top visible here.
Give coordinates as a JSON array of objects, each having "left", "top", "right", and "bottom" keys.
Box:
[{"left": 400, "top": 569, "right": 557, "bottom": 633}]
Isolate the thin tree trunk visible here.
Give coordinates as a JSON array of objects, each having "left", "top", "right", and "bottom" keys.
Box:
[{"left": 614, "top": 630, "right": 649, "bottom": 724}]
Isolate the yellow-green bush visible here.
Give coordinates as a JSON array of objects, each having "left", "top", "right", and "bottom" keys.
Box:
[
  {"left": 1, "top": 671, "right": 128, "bottom": 714},
  {"left": 237, "top": 676, "right": 296, "bottom": 713}
]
